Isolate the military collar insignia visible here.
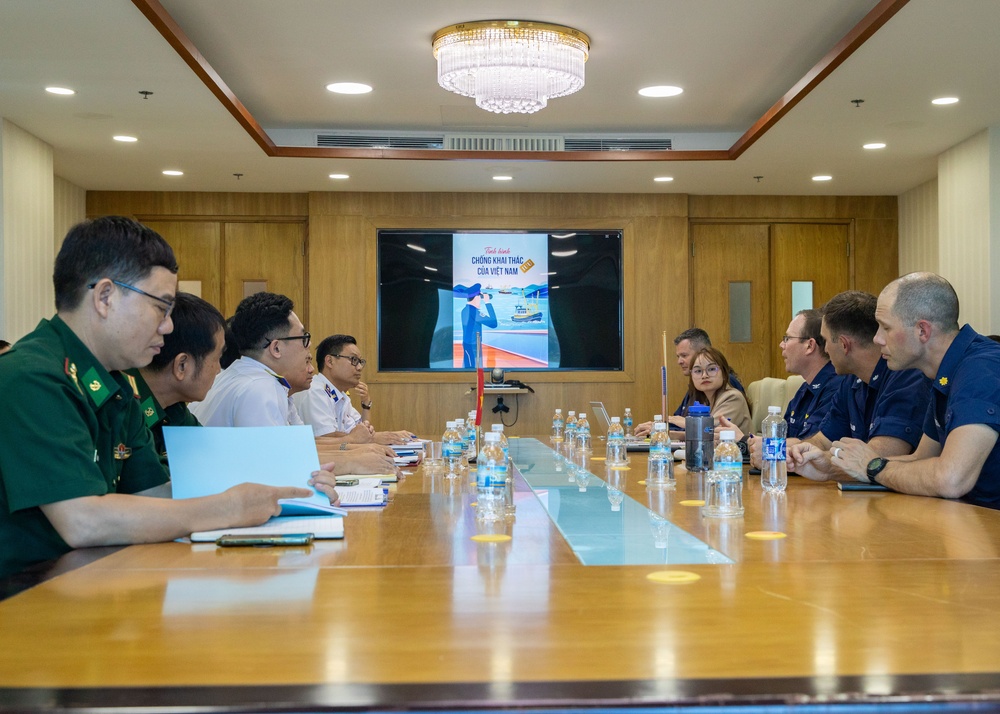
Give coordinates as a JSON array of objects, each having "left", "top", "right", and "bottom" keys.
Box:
[
  {"left": 64, "top": 359, "right": 84, "bottom": 396},
  {"left": 140, "top": 396, "right": 161, "bottom": 428},
  {"left": 113, "top": 443, "right": 132, "bottom": 460},
  {"left": 938, "top": 376, "right": 949, "bottom": 387},
  {"left": 82, "top": 366, "right": 111, "bottom": 408},
  {"left": 264, "top": 367, "right": 291, "bottom": 390}
]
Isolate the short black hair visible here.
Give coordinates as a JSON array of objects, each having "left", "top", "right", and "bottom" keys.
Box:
[
  {"left": 146, "top": 293, "right": 225, "bottom": 372},
  {"left": 220, "top": 317, "right": 241, "bottom": 369},
  {"left": 230, "top": 292, "right": 294, "bottom": 354},
  {"left": 317, "top": 334, "right": 357, "bottom": 365},
  {"left": 54, "top": 216, "right": 178, "bottom": 311},
  {"left": 0, "top": 340, "right": 10, "bottom": 351},
  {"left": 821, "top": 291, "right": 878, "bottom": 343},
  {"left": 674, "top": 327, "right": 711, "bottom": 348}
]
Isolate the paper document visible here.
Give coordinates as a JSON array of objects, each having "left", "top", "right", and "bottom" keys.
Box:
[
  {"left": 164, "top": 425, "right": 346, "bottom": 516},
  {"left": 337, "top": 486, "right": 387, "bottom": 507}
]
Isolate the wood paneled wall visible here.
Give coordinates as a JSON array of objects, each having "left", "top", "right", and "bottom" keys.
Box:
[{"left": 87, "top": 191, "right": 897, "bottom": 438}]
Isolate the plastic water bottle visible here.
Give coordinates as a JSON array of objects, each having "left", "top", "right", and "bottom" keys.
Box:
[
  {"left": 713, "top": 430, "right": 742, "bottom": 473},
  {"left": 575, "top": 412, "right": 592, "bottom": 452},
  {"left": 647, "top": 421, "right": 674, "bottom": 486},
  {"left": 491, "top": 423, "right": 509, "bottom": 466},
  {"left": 685, "top": 401, "right": 714, "bottom": 472},
  {"left": 465, "top": 411, "right": 478, "bottom": 462},
  {"left": 606, "top": 416, "right": 627, "bottom": 465},
  {"left": 442, "top": 420, "right": 464, "bottom": 477},
  {"left": 761, "top": 406, "right": 788, "bottom": 493},
  {"left": 565, "top": 411, "right": 578, "bottom": 450},
  {"left": 476, "top": 432, "right": 507, "bottom": 522},
  {"left": 455, "top": 417, "right": 467, "bottom": 458},
  {"left": 623, "top": 407, "right": 634, "bottom": 439},
  {"left": 551, "top": 408, "right": 565, "bottom": 442}
]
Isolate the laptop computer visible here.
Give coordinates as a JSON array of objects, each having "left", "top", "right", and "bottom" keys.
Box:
[{"left": 588, "top": 401, "right": 612, "bottom": 434}]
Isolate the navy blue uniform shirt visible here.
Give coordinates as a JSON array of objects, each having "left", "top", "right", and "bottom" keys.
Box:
[
  {"left": 923, "top": 325, "right": 1000, "bottom": 508},
  {"left": 817, "top": 357, "right": 929, "bottom": 447},
  {"left": 784, "top": 361, "right": 847, "bottom": 440}
]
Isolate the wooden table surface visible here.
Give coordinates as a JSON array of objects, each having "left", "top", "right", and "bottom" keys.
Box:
[{"left": 3, "top": 437, "right": 1000, "bottom": 712}]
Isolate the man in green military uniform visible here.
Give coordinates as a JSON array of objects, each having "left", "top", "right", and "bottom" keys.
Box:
[
  {"left": 125, "top": 292, "right": 227, "bottom": 464},
  {"left": 0, "top": 217, "right": 323, "bottom": 578}
]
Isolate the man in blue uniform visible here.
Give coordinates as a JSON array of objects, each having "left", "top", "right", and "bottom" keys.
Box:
[
  {"left": 825, "top": 273, "right": 1000, "bottom": 507},
  {"left": 780, "top": 309, "right": 846, "bottom": 439},
  {"left": 786, "top": 290, "right": 931, "bottom": 479},
  {"left": 0, "top": 217, "right": 316, "bottom": 578},
  {"left": 459, "top": 283, "right": 497, "bottom": 368}
]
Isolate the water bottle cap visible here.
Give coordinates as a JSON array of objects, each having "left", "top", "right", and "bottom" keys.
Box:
[
  {"left": 653, "top": 415, "right": 663, "bottom": 422},
  {"left": 689, "top": 402, "right": 711, "bottom": 415},
  {"left": 579, "top": 413, "right": 586, "bottom": 418},
  {"left": 720, "top": 430, "right": 735, "bottom": 440},
  {"left": 555, "top": 408, "right": 562, "bottom": 414},
  {"left": 653, "top": 422, "right": 667, "bottom": 431},
  {"left": 446, "top": 421, "right": 455, "bottom": 427},
  {"left": 484, "top": 432, "right": 500, "bottom": 442},
  {"left": 611, "top": 416, "right": 620, "bottom": 423},
  {"left": 491, "top": 423, "right": 503, "bottom": 431},
  {"left": 768, "top": 406, "right": 782, "bottom": 414},
  {"left": 568, "top": 410, "right": 576, "bottom": 415}
]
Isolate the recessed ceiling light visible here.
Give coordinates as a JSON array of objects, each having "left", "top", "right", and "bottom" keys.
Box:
[
  {"left": 812, "top": 175, "right": 833, "bottom": 182},
  {"left": 45, "top": 86, "right": 75, "bottom": 95},
  {"left": 326, "top": 82, "right": 372, "bottom": 94},
  {"left": 113, "top": 135, "right": 138, "bottom": 143},
  {"left": 863, "top": 142, "right": 886, "bottom": 150},
  {"left": 493, "top": 175, "right": 513, "bottom": 181},
  {"left": 328, "top": 173, "right": 350, "bottom": 179},
  {"left": 162, "top": 170, "right": 183, "bottom": 176},
  {"left": 551, "top": 250, "right": 578, "bottom": 257},
  {"left": 654, "top": 176, "right": 674, "bottom": 182},
  {"left": 932, "top": 96, "right": 959, "bottom": 105},
  {"left": 639, "top": 86, "right": 683, "bottom": 98}
]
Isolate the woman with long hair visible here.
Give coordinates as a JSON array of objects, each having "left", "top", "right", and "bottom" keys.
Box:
[{"left": 668, "top": 346, "right": 751, "bottom": 434}]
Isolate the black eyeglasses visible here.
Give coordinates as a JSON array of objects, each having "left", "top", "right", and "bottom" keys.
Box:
[
  {"left": 263, "top": 332, "right": 311, "bottom": 349},
  {"left": 332, "top": 354, "right": 367, "bottom": 369},
  {"left": 781, "top": 334, "right": 811, "bottom": 344},
  {"left": 88, "top": 279, "right": 175, "bottom": 319}
]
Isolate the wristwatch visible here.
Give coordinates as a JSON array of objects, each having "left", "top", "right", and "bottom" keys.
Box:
[
  {"left": 866, "top": 457, "right": 889, "bottom": 484},
  {"left": 360, "top": 401, "right": 373, "bottom": 410}
]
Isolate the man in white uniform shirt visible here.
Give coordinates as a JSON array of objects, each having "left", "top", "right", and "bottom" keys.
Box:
[
  {"left": 294, "top": 334, "right": 413, "bottom": 444},
  {"left": 191, "top": 295, "right": 394, "bottom": 474}
]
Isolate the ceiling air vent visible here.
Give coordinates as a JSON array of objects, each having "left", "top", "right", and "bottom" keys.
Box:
[
  {"left": 316, "top": 134, "right": 444, "bottom": 149},
  {"left": 564, "top": 137, "right": 672, "bottom": 151},
  {"left": 444, "top": 134, "right": 564, "bottom": 151}
]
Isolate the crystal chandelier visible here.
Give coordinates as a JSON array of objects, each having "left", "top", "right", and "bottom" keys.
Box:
[{"left": 432, "top": 20, "right": 590, "bottom": 115}]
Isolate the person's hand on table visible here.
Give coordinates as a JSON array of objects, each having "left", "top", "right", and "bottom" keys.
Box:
[
  {"left": 667, "top": 415, "right": 686, "bottom": 430},
  {"left": 634, "top": 420, "right": 653, "bottom": 438},
  {"left": 308, "top": 461, "right": 341, "bottom": 506},
  {"left": 829, "top": 438, "right": 878, "bottom": 482},
  {"left": 223, "top": 483, "right": 315, "bottom": 525}
]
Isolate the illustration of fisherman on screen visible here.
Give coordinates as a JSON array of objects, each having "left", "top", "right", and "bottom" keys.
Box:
[{"left": 452, "top": 233, "right": 549, "bottom": 369}]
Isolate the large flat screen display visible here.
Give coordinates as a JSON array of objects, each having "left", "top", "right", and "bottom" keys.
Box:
[{"left": 377, "top": 230, "right": 623, "bottom": 372}]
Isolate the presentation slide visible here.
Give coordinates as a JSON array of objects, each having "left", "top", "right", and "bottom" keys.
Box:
[{"left": 452, "top": 233, "right": 549, "bottom": 369}]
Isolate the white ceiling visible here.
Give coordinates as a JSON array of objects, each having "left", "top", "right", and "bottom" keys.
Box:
[{"left": 2, "top": 0, "right": 998, "bottom": 196}]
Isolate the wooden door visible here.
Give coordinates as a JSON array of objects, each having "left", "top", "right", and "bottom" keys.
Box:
[
  {"left": 222, "top": 222, "right": 306, "bottom": 317},
  {"left": 144, "top": 221, "right": 223, "bottom": 309},
  {"left": 691, "top": 224, "right": 771, "bottom": 387},
  {"left": 770, "top": 224, "right": 849, "bottom": 375}
]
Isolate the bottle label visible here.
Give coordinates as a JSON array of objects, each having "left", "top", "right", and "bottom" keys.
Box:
[
  {"left": 443, "top": 443, "right": 464, "bottom": 459},
  {"left": 763, "top": 438, "right": 786, "bottom": 461},
  {"left": 650, "top": 445, "right": 670, "bottom": 457}
]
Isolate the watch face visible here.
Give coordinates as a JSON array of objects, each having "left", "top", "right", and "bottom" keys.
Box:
[{"left": 867, "top": 457, "right": 887, "bottom": 476}]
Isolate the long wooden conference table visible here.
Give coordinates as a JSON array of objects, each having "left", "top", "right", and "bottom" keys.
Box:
[{"left": 3, "top": 437, "right": 1000, "bottom": 712}]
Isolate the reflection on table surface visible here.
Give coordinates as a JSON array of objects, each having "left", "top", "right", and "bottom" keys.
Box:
[{"left": 3, "top": 437, "right": 1000, "bottom": 712}]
